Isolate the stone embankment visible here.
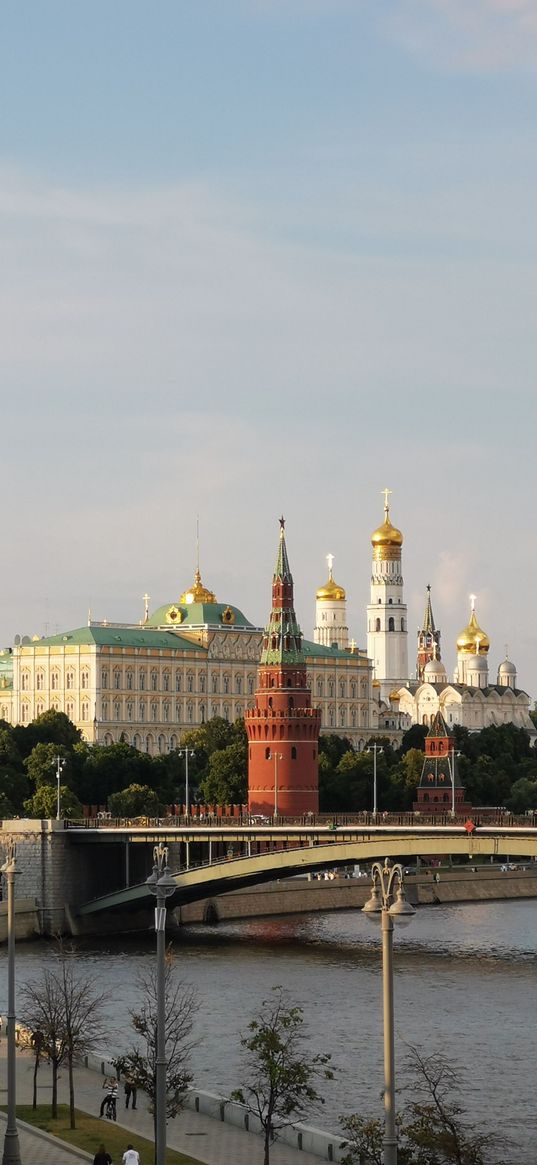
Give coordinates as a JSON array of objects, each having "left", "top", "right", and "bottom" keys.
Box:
[{"left": 177, "top": 865, "right": 537, "bottom": 925}]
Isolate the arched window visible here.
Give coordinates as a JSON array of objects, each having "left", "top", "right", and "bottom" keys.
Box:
[
  {"left": 187, "top": 702, "right": 193, "bottom": 723},
  {"left": 223, "top": 674, "right": 230, "bottom": 694},
  {"left": 114, "top": 669, "right": 121, "bottom": 690},
  {"left": 163, "top": 671, "right": 170, "bottom": 692},
  {"left": 151, "top": 670, "right": 158, "bottom": 692},
  {"left": 175, "top": 671, "right": 181, "bottom": 692},
  {"left": 199, "top": 674, "right": 206, "bottom": 693},
  {"left": 212, "top": 674, "right": 218, "bottom": 693},
  {"left": 36, "top": 671, "right": 45, "bottom": 691},
  {"left": 82, "top": 702, "right": 89, "bottom": 721},
  {"left": 291, "top": 746, "right": 297, "bottom": 760},
  {"left": 265, "top": 747, "right": 271, "bottom": 760},
  {"left": 139, "top": 702, "right": 145, "bottom": 722},
  {"left": 401, "top": 618, "right": 405, "bottom": 631},
  {"left": 126, "top": 671, "right": 133, "bottom": 690},
  {"left": 317, "top": 679, "right": 323, "bottom": 697},
  {"left": 101, "top": 670, "right": 108, "bottom": 688},
  {"left": 139, "top": 672, "right": 146, "bottom": 691},
  {"left": 235, "top": 676, "right": 242, "bottom": 694},
  {"left": 375, "top": 618, "right": 381, "bottom": 632},
  {"left": 151, "top": 702, "right": 158, "bottom": 722},
  {"left": 247, "top": 675, "right": 254, "bottom": 695},
  {"left": 66, "top": 670, "right": 75, "bottom": 690},
  {"left": 81, "top": 669, "right": 90, "bottom": 690},
  {"left": 388, "top": 617, "right": 395, "bottom": 632}
]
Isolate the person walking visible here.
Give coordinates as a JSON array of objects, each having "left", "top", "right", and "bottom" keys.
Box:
[
  {"left": 124, "top": 1074, "right": 137, "bottom": 1109},
  {"left": 93, "top": 1144, "right": 112, "bottom": 1165},
  {"left": 122, "top": 1146, "right": 140, "bottom": 1165}
]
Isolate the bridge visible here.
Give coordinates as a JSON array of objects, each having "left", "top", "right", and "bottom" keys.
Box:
[{"left": 76, "top": 822, "right": 537, "bottom": 918}]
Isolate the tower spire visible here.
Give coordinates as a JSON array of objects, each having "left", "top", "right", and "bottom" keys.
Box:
[{"left": 417, "top": 584, "right": 441, "bottom": 681}]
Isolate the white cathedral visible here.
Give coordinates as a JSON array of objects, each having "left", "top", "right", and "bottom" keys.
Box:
[{"left": 313, "top": 490, "right": 535, "bottom": 740}]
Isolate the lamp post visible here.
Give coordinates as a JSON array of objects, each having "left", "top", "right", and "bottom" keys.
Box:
[
  {"left": 177, "top": 747, "right": 195, "bottom": 817},
  {"left": 55, "top": 755, "right": 65, "bottom": 820},
  {"left": 146, "top": 844, "right": 176, "bottom": 1165},
  {"left": 449, "top": 749, "right": 462, "bottom": 818},
  {"left": 2, "top": 839, "right": 21, "bottom": 1165},
  {"left": 363, "top": 859, "right": 415, "bottom": 1165},
  {"left": 366, "top": 744, "right": 384, "bottom": 817},
  {"left": 273, "top": 752, "right": 283, "bottom": 817}
]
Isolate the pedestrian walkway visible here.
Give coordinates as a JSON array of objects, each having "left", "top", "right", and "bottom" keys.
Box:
[
  {"left": 1, "top": 1040, "right": 332, "bottom": 1165},
  {"left": 0, "top": 1111, "right": 91, "bottom": 1163}
]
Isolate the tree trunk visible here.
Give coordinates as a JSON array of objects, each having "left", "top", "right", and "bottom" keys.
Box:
[
  {"left": 263, "top": 1125, "right": 271, "bottom": 1165},
  {"left": 68, "top": 1051, "right": 76, "bottom": 1129},
  {"left": 51, "top": 1060, "right": 58, "bottom": 1119},
  {"left": 32, "top": 1052, "right": 40, "bottom": 1110}
]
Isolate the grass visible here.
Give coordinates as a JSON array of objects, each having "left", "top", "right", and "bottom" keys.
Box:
[{"left": 2, "top": 1105, "right": 202, "bottom": 1165}]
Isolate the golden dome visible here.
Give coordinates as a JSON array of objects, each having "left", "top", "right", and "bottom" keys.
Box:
[
  {"left": 389, "top": 689, "right": 401, "bottom": 702},
  {"left": 316, "top": 577, "right": 346, "bottom": 602},
  {"left": 456, "top": 605, "right": 489, "bottom": 655},
  {"left": 371, "top": 492, "right": 403, "bottom": 561},
  {"left": 179, "top": 569, "right": 217, "bottom": 606}
]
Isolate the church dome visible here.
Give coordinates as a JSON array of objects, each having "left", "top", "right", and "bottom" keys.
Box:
[
  {"left": 498, "top": 658, "right": 516, "bottom": 676},
  {"left": 466, "top": 653, "right": 488, "bottom": 671},
  {"left": 371, "top": 495, "right": 403, "bottom": 560},
  {"left": 316, "top": 576, "right": 346, "bottom": 602},
  {"left": 424, "top": 657, "right": 447, "bottom": 680},
  {"left": 456, "top": 606, "right": 490, "bottom": 655},
  {"left": 179, "top": 569, "right": 216, "bottom": 605}
]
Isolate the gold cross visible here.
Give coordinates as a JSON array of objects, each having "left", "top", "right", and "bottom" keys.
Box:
[{"left": 382, "top": 487, "right": 392, "bottom": 515}]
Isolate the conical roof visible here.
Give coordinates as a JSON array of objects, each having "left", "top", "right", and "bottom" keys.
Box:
[{"left": 260, "top": 519, "right": 304, "bottom": 666}]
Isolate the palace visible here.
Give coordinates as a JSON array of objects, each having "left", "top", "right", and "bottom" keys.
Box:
[{"left": 0, "top": 496, "right": 533, "bottom": 751}]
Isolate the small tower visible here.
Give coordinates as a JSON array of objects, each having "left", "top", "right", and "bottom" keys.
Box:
[
  {"left": 314, "top": 554, "right": 349, "bottom": 650},
  {"left": 414, "top": 711, "right": 472, "bottom": 816},
  {"left": 417, "top": 585, "right": 441, "bottom": 681},
  {"left": 366, "top": 488, "right": 409, "bottom": 701},
  {"left": 498, "top": 653, "right": 517, "bottom": 690},
  {"left": 245, "top": 519, "right": 321, "bottom": 816}
]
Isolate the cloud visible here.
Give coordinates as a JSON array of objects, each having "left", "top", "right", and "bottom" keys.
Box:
[{"left": 383, "top": 0, "right": 537, "bottom": 71}]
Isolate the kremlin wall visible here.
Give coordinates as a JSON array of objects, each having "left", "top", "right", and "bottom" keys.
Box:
[{"left": 0, "top": 495, "right": 533, "bottom": 778}]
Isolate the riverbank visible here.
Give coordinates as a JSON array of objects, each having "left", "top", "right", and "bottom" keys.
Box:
[{"left": 177, "top": 864, "right": 537, "bottom": 924}]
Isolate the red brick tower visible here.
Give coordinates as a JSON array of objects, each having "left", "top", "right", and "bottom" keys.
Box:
[
  {"left": 245, "top": 518, "right": 321, "bottom": 816},
  {"left": 413, "top": 710, "right": 472, "bottom": 815},
  {"left": 417, "top": 585, "right": 441, "bottom": 681}
]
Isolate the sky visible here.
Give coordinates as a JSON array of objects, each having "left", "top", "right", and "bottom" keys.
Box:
[{"left": 1, "top": 0, "right": 536, "bottom": 697}]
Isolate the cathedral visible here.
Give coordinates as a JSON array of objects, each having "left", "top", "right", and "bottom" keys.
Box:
[{"left": 0, "top": 494, "right": 534, "bottom": 751}]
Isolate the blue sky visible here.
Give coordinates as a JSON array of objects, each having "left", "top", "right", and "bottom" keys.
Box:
[{"left": 1, "top": 0, "right": 536, "bottom": 695}]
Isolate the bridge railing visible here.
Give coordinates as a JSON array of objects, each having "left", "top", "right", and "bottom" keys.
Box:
[{"left": 63, "top": 810, "right": 537, "bottom": 830}]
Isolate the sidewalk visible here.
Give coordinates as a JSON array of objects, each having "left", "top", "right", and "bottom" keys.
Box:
[
  {"left": 1, "top": 1041, "right": 330, "bottom": 1165},
  {"left": 0, "top": 1111, "right": 91, "bottom": 1163}
]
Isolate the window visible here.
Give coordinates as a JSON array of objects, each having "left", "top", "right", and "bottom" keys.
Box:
[
  {"left": 265, "top": 747, "right": 271, "bottom": 760},
  {"left": 350, "top": 681, "right": 356, "bottom": 698},
  {"left": 140, "top": 672, "right": 146, "bottom": 691},
  {"left": 81, "top": 670, "right": 90, "bottom": 690},
  {"left": 126, "top": 671, "right": 133, "bottom": 691},
  {"left": 235, "top": 676, "right": 242, "bottom": 694},
  {"left": 114, "top": 702, "right": 120, "bottom": 721},
  {"left": 212, "top": 674, "right": 218, "bottom": 694},
  {"left": 102, "top": 670, "right": 108, "bottom": 688},
  {"left": 199, "top": 674, "right": 206, "bottom": 693},
  {"left": 175, "top": 671, "right": 181, "bottom": 692},
  {"left": 187, "top": 702, "right": 193, "bottom": 724},
  {"left": 291, "top": 746, "right": 297, "bottom": 759},
  {"left": 139, "top": 702, "right": 145, "bottom": 722},
  {"left": 21, "top": 703, "right": 29, "bottom": 723},
  {"left": 126, "top": 702, "right": 133, "bottom": 721},
  {"left": 187, "top": 673, "right": 193, "bottom": 693},
  {"left": 212, "top": 703, "right": 218, "bottom": 718},
  {"left": 317, "top": 679, "right": 323, "bottom": 697},
  {"left": 102, "top": 701, "right": 108, "bottom": 720},
  {"left": 339, "top": 681, "right": 345, "bottom": 698},
  {"left": 21, "top": 671, "right": 30, "bottom": 691},
  {"left": 175, "top": 703, "right": 181, "bottom": 721},
  {"left": 163, "top": 703, "right": 169, "bottom": 722},
  {"left": 200, "top": 704, "right": 206, "bottom": 723},
  {"left": 401, "top": 618, "right": 405, "bottom": 631},
  {"left": 375, "top": 618, "right": 381, "bottom": 632},
  {"left": 151, "top": 702, "right": 158, "bottom": 722},
  {"left": 163, "top": 672, "right": 170, "bottom": 692},
  {"left": 66, "top": 671, "right": 75, "bottom": 690},
  {"left": 151, "top": 670, "right": 158, "bottom": 692},
  {"left": 114, "top": 670, "right": 121, "bottom": 690},
  {"left": 223, "top": 674, "right": 230, "bottom": 694},
  {"left": 36, "top": 672, "right": 44, "bottom": 691},
  {"left": 388, "top": 617, "right": 395, "bottom": 632},
  {"left": 351, "top": 709, "right": 357, "bottom": 728},
  {"left": 223, "top": 704, "right": 229, "bottom": 721},
  {"left": 82, "top": 702, "right": 89, "bottom": 721},
  {"left": 247, "top": 675, "right": 254, "bottom": 695},
  {"left": 340, "top": 707, "right": 346, "bottom": 727},
  {"left": 328, "top": 680, "right": 334, "bottom": 698}
]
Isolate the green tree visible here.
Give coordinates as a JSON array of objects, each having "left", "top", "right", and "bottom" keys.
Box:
[
  {"left": 13, "top": 709, "right": 81, "bottom": 757},
  {"left": 199, "top": 740, "right": 248, "bottom": 805},
  {"left": 108, "top": 783, "right": 160, "bottom": 817},
  {"left": 74, "top": 742, "right": 153, "bottom": 806},
  {"left": 231, "top": 987, "right": 334, "bottom": 1165},
  {"left": 507, "top": 777, "right": 537, "bottom": 814},
  {"left": 25, "top": 742, "right": 70, "bottom": 789},
  {"left": 23, "top": 785, "right": 82, "bottom": 819}
]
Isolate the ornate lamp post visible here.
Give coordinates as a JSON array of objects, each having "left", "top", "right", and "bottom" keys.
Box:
[
  {"left": 449, "top": 749, "right": 462, "bottom": 818},
  {"left": 177, "top": 747, "right": 195, "bottom": 817},
  {"left": 146, "top": 844, "right": 176, "bottom": 1165},
  {"left": 363, "top": 859, "right": 415, "bottom": 1165},
  {"left": 2, "top": 839, "right": 21, "bottom": 1165}
]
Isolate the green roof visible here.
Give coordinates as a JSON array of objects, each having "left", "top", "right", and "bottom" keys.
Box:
[
  {"left": 146, "top": 602, "right": 257, "bottom": 630},
  {"left": 25, "top": 627, "right": 207, "bottom": 652},
  {"left": 302, "top": 638, "right": 362, "bottom": 659}
]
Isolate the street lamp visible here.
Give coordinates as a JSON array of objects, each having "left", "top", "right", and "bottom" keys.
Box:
[
  {"left": 177, "top": 748, "right": 195, "bottom": 817},
  {"left": 2, "top": 839, "right": 21, "bottom": 1165},
  {"left": 366, "top": 744, "right": 384, "bottom": 817},
  {"left": 273, "top": 752, "right": 283, "bottom": 817},
  {"left": 55, "top": 755, "right": 65, "bottom": 821},
  {"left": 449, "top": 749, "right": 462, "bottom": 818},
  {"left": 146, "top": 844, "right": 176, "bottom": 1165},
  {"left": 363, "top": 859, "right": 415, "bottom": 1165}
]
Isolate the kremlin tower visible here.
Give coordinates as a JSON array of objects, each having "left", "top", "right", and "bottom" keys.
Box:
[
  {"left": 414, "top": 711, "right": 472, "bottom": 816},
  {"left": 417, "top": 585, "right": 441, "bottom": 681},
  {"left": 366, "top": 489, "right": 409, "bottom": 701},
  {"left": 245, "top": 519, "right": 321, "bottom": 816},
  {"left": 313, "top": 555, "right": 349, "bottom": 649}
]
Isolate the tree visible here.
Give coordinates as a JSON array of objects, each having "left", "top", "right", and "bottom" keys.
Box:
[
  {"left": 20, "top": 942, "right": 107, "bottom": 1125},
  {"left": 507, "top": 777, "right": 537, "bottom": 813},
  {"left": 108, "top": 783, "right": 160, "bottom": 817},
  {"left": 25, "top": 742, "right": 70, "bottom": 789},
  {"left": 401, "top": 1046, "right": 509, "bottom": 1164},
  {"left": 340, "top": 1114, "right": 409, "bottom": 1165},
  {"left": 231, "top": 987, "right": 334, "bottom": 1165},
  {"left": 23, "top": 784, "right": 83, "bottom": 819},
  {"left": 122, "top": 954, "right": 198, "bottom": 1159},
  {"left": 199, "top": 740, "right": 247, "bottom": 805}
]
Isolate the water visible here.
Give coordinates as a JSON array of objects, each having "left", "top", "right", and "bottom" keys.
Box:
[{"left": 3, "top": 900, "right": 536, "bottom": 1160}]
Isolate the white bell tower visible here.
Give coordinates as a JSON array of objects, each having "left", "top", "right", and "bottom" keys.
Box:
[
  {"left": 366, "top": 489, "right": 408, "bottom": 701},
  {"left": 314, "top": 554, "right": 349, "bottom": 650}
]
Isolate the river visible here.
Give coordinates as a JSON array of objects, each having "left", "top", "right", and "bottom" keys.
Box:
[{"left": 4, "top": 900, "right": 536, "bottom": 1160}]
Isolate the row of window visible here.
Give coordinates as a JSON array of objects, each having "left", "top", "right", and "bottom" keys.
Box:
[
  {"left": 369, "top": 618, "right": 405, "bottom": 632},
  {"left": 102, "top": 669, "right": 255, "bottom": 694}
]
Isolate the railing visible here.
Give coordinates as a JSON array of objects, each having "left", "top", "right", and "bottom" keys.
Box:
[{"left": 63, "top": 810, "right": 537, "bottom": 831}]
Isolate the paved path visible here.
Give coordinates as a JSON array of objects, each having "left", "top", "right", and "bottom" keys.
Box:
[
  {"left": 0, "top": 1110, "right": 91, "bottom": 1162},
  {"left": 0, "top": 1040, "right": 329, "bottom": 1165}
]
